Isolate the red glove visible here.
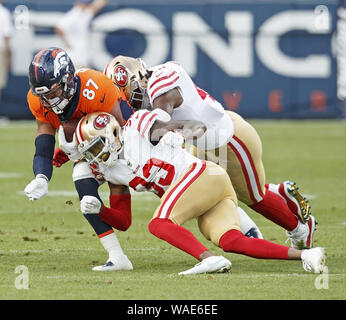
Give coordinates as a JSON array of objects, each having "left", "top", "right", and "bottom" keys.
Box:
[{"left": 53, "top": 148, "right": 70, "bottom": 167}]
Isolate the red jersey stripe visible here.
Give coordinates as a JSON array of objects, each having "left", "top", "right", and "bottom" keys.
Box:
[
  {"left": 137, "top": 111, "right": 151, "bottom": 133},
  {"left": 232, "top": 135, "right": 264, "bottom": 198},
  {"left": 141, "top": 113, "right": 158, "bottom": 137},
  {"left": 150, "top": 76, "right": 179, "bottom": 99},
  {"left": 149, "top": 71, "right": 177, "bottom": 91},
  {"left": 156, "top": 161, "right": 206, "bottom": 219}
]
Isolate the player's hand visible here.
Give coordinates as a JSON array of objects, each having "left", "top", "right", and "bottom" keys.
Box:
[
  {"left": 53, "top": 147, "right": 70, "bottom": 167},
  {"left": 24, "top": 174, "right": 49, "bottom": 201},
  {"left": 160, "top": 131, "right": 185, "bottom": 148},
  {"left": 80, "top": 196, "right": 102, "bottom": 214},
  {"left": 58, "top": 126, "right": 82, "bottom": 161}
]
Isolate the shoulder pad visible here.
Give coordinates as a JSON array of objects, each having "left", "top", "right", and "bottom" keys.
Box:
[
  {"left": 147, "top": 62, "right": 181, "bottom": 103},
  {"left": 126, "top": 110, "right": 163, "bottom": 139}
]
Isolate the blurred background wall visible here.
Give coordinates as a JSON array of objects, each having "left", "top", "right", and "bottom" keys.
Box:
[{"left": 1, "top": 0, "right": 345, "bottom": 119}]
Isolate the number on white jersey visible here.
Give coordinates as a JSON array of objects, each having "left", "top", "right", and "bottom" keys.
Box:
[{"left": 129, "top": 158, "right": 175, "bottom": 197}]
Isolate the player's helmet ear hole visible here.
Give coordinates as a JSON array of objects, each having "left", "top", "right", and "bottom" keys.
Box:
[{"left": 113, "top": 129, "right": 117, "bottom": 137}]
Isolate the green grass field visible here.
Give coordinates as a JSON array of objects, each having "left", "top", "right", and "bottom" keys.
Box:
[{"left": 0, "top": 119, "right": 345, "bottom": 300}]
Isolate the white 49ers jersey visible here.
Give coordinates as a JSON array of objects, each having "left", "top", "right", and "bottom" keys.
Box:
[
  {"left": 147, "top": 61, "right": 234, "bottom": 150},
  {"left": 102, "top": 109, "right": 201, "bottom": 198}
]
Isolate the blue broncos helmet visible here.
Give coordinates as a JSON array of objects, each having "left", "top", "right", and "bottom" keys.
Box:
[{"left": 29, "top": 47, "right": 76, "bottom": 114}]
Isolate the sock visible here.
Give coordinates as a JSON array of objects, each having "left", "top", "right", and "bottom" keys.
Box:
[
  {"left": 98, "top": 230, "right": 126, "bottom": 261},
  {"left": 250, "top": 186, "right": 298, "bottom": 231},
  {"left": 83, "top": 213, "right": 114, "bottom": 236},
  {"left": 219, "top": 229, "right": 289, "bottom": 259},
  {"left": 148, "top": 218, "right": 208, "bottom": 259},
  {"left": 99, "top": 194, "right": 132, "bottom": 231}
]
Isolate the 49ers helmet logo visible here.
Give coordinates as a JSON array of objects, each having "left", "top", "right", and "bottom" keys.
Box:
[
  {"left": 93, "top": 114, "right": 110, "bottom": 129},
  {"left": 114, "top": 65, "right": 128, "bottom": 87}
]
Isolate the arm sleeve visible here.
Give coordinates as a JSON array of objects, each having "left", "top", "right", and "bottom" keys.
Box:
[
  {"left": 99, "top": 194, "right": 132, "bottom": 231},
  {"left": 33, "top": 134, "right": 55, "bottom": 180},
  {"left": 133, "top": 109, "right": 171, "bottom": 140}
]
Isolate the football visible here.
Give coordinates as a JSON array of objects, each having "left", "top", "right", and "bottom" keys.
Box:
[{"left": 61, "top": 118, "right": 81, "bottom": 142}]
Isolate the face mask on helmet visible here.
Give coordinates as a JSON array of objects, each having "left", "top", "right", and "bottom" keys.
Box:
[
  {"left": 80, "top": 135, "right": 122, "bottom": 166},
  {"left": 76, "top": 112, "right": 123, "bottom": 166},
  {"left": 34, "top": 73, "right": 76, "bottom": 114},
  {"left": 128, "top": 78, "right": 151, "bottom": 111}
]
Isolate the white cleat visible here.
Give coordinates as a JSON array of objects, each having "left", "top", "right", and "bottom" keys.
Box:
[
  {"left": 301, "top": 247, "right": 327, "bottom": 274},
  {"left": 286, "top": 215, "right": 317, "bottom": 249},
  {"left": 178, "top": 256, "right": 231, "bottom": 276},
  {"left": 92, "top": 255, "right": 133, "bottom": 271}
]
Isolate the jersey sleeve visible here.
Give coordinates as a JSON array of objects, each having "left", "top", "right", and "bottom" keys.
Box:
[
  {"left": 147, "top": 61, "right": 182, "bottom": 105},
  {"left": 27, "top": 91, "right": 49, "bottom": 123},
  {"left": 27, "top": 91, "right": 61, "bottom": 129},
  {"left": 77, "top": 69, "right": 123, "bottom": 114},
  {"left": 126, "top": 109, "right": 171, "bottom": 141}
]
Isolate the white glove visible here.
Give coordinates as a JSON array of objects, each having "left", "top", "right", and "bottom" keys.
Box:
[
  {"left": 24, "top": 174, "right": 49, "bottom": 201},
  {"left": 58, "top": 126, "right": 82, "bottom": 161},
  {"left": 80, "top": 195, "right": 102, "bottom": 214},
  {"left": 161, "top": 131, "right": 185, "bottom": 148}
]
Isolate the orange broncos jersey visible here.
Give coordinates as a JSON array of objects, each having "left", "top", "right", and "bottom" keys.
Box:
[{"left": 27, "top": 69, "right": 126, "bottom": 129}]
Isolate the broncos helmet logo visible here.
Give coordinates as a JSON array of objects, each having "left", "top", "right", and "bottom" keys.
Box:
[{"left": 54, "top": 51, "right": 69, "bottom": 78}]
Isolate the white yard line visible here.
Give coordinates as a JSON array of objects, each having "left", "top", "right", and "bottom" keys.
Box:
[
  {"left": 16, "top": 189, "right": 158, "bottom": 200},
  {"left": 0, "top": 172, "right": 23, "bottom": 178},
  {"left": 0, "top": 247, "right": 162, "bottom": 255}
]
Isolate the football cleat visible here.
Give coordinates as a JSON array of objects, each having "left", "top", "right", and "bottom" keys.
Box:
[
  {"left": 278, "top": 181, "right": 311, "bottom": 223},
  {"left": 178, "top": 256, "right": 231, "bottom": 276},
  {"left": 92, "top": 255, "right": 133, "bottom": 271},
  {"left": 286, "top": 215, "right": 317, "bottom": 249},
  {"left": 301, "top": 247, "right": 326, "bottom": 274},
  {"left": 305, "top": 215, "right": 317, "bottom": 248}
]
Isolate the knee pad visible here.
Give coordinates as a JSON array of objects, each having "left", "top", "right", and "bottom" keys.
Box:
[
  {"left": 148, "top": 218, "right": 172, "bottom": 237},
  {"left": 72, "top": 160, "right": 105, "bottom": 184},
  {"left": 219, "top": 229, "right": 243, "bottom": 252}
]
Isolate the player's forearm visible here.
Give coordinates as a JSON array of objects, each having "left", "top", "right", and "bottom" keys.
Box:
[
  {"left": 54, "top": 27, "right": 70, "bottom": 48},
  {"left": 90, "top": 0, "right": 108, "bottom": 15},
  {"left": 173, "top": 120, "right": 206, "bottom": 141},
  {"left": 33, "top": 134, "right": 55, "bottom": 181},
  {"left": 4, "top": 37, "right": 11, "bottom": 68},
  {"left": 150, "top": 120, "right": 206, "bottom": 142}
]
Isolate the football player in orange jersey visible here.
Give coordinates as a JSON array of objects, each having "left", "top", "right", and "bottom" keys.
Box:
[{"left": 23, "top": 47, "right": 133, "bottom": 271}]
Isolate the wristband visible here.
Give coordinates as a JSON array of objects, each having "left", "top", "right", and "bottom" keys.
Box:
[{"left": 36, "top": 173, "right": 49, "bottom": 181}]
